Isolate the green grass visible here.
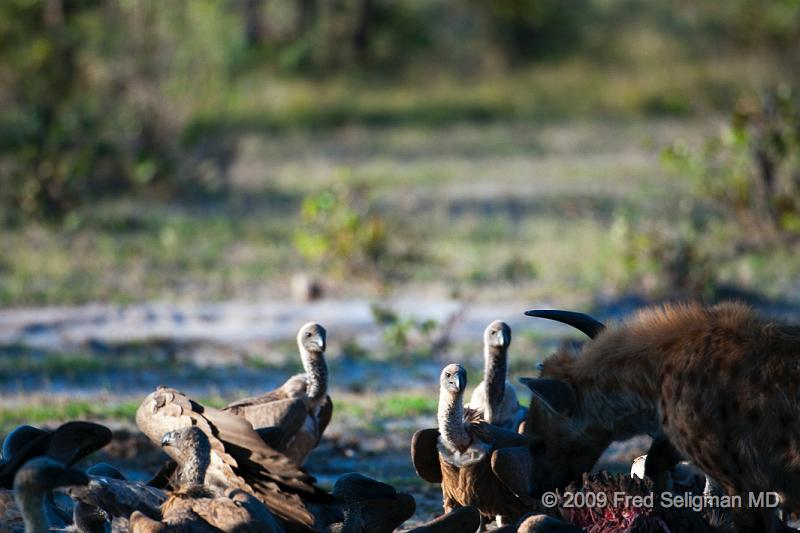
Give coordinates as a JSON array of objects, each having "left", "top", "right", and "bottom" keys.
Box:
[
  {"left": 0, "top": 396, "right": 230, "bottom": 435},
  {"left": 0, "top": 401, "right": 140, "bottom": 433},
  {"left": 187, "top": 54, "right": 787, "bottom": 137},
  {"left": 336, "top": 393, "right": 437, "bottom": 420},
  {"left": 4, "top": 115, "right": 800, "bottom": 306}
]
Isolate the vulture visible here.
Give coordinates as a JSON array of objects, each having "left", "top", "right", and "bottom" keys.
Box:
[
  {"left": 328, "top": 473, "right": 415, "bottom": 533},
  {"left": 404, "top": 506, "right": 481, "bottom": 533},
  {"left": 4, "top": 457, "right": 89, "bottom": 533},
  {"left": 224, "top": 322, "right": 332, "bottom": 465},
  {"left": 129, "top": 427, "right": 284, "bottom": 533},
  {"left": 0, "top": 422, "right": 111, "bottom": 489},
  {"left": 68, "top": 462, "right": 167, "bottom": 533},
  {"left": 411, "top": 364, "right": 535, "bottom": 529},
  {"left": 0, "top": 421, "right": 111, "bottom": 532},
  {"left": 135, "top": 386, "right": 337, "bottom": 532},
  {"left": 467, "top": 321, "right": 524, "bottom": 430}
]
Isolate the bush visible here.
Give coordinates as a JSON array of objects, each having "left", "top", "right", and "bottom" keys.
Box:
[
  {"left": 294, "top": 175, "right": 410, "bottom": 281},
  {"left": 663, "top": 86, "right": 800, "bottom": 245}
]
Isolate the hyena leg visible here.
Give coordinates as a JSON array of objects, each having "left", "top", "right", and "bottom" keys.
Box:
[{"left": 644, "top": 435, "right": 682, "bottom": 493}]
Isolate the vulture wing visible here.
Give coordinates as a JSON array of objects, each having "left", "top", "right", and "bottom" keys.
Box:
[
  {"left": 68, "top": 476, "right": 166, "bottom": 520},
  {"left": 410, "top": 429, "right": 442, "bottom": 484},
  {"left": 0, "top": 421, "right": 111, "bottom": 489},
  {"left": 136, "top": 386, "right": 319, "bottom": 529},
  {"left": 316, "top": 395, "right": 333, "bottom": 445},
  {"left": 45, "top": 421, "right": 113, "bottom": 466},
  {"left": 490, "top": 446, "right": 533, "bottom": 505}
]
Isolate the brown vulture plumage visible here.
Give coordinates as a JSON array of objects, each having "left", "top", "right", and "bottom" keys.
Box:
[
  {"left": 467, "top": 321, "right": 525, "bottom": 431},
  {"left": 135, "top": 385, "right": 334, "bottom": 532},
  {"left": 129, "top": 427, "right": 284, "bottom": 533},
  {"left": 411, "top": 364, "right": 535, "bottom": 528},
  {"left": 224, "top": 323, "right": 333, "bottom": 465}
]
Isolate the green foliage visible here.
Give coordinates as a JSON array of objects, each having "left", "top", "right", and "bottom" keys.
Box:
[
  {"left": 610, "top": 210, "right": 716, "bottom": 297},
  {"left": 0, "top": 1, "right": 183, "bottom": 221},
  {"left": 370, "top": 303, "right": 438, "bottom": 360},
  {"left": 294, "top": 175, "right": 401, "bottom": 280},
  {"left": 663, "top": 86, "right": 800, "bottom": 244}
]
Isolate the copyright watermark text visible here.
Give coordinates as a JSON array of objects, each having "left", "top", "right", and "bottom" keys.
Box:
[{"left": 540, "top": 491, "right": 781, "bottom": 512}]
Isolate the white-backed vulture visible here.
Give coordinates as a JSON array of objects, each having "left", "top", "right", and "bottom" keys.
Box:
[
  {"left": 411, "top": 364, "right": 535, "bottom": 529},
  {"left": 467, "top": 321, "right": 524, "bottom": 430},
  {"left": 6, "top": 458, "right": 89, "bottom": 533},
  {"left": 224, "top": 323, "right": 332, "bottom": 465},
  {"left": 135, "top": 386, "right": 334, "bottom": 532},
  {"left": 129, "top": 427, "right": 284, "bottom": 533}
]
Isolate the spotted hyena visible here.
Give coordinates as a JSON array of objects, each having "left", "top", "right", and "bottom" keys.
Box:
[{"left": 521, "top": 302, "right": 800, "bottom": 532}]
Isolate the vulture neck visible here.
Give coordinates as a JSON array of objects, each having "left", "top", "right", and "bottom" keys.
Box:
[
  {"left": 16, "top": 489, "right": 48, "bottom": 533},
  {"left": 177, "top": 445, "right": 211, "bottom": 489},
  {"left": 302, "top": 349, "right": 328, "bottom": 403},
  {"left": 483, "top": 344, "right": 507, "bottom": 423},
  {"left": 438, "top": 390, "right": 471, "bottom": 452}
]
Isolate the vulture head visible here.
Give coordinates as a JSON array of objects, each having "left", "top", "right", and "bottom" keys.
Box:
[
  {"left": 484, "top": 320, "right": 511, "bottom": 350},
  {"left": 440, "top": 363, "right": 467, "bottom": 396},
  {"left": 298, "top": 322, "right": 326, "bottom": 355},
  {"left": 160, "top": 427, "right": 212, "bottom": 487}
]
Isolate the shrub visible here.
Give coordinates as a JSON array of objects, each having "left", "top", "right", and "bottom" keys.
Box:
[{"left": 663, "top": 86, "right": 800, "bottom": 245}]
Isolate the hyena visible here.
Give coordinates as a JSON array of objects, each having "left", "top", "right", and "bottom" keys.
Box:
[{"left": 521, "top": 302, "right": 800, "bottom": 532}]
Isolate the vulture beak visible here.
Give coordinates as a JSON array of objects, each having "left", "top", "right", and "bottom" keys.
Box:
[
  {"left": 160, "top": 432, "right": 175, "bottom": 448},
  {"left": 312, "top": 334, "right": 325, "bottom": 352},
  {"left": 453, "top": 373, "right": 464, "bottom": 393}
]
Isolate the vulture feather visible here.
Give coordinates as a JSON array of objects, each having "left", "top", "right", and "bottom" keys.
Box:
[
  {"left": 135, "top": 386, "right": 333, "bottom": 531},
  {"left": 467, "top": 321, "right": 525, "bottom": 430},
  {"left": 224, "top": 323, "right": 333, "bottom": 464},
  {"left": 411, "top": 364, "right": 535, "bottom": 528},
  {"left": 129, "top": 427, "right": 284, "bottom": 533}
]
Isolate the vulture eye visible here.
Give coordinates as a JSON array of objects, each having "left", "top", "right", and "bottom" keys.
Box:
[
  {"left": 445, "top": 372, "right": 451, "bottom": 378},
  {"left": 305, "top": 332, "right": 312, "bottom": 337}
]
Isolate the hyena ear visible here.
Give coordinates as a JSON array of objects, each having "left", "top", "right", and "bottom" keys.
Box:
[{"left": 519, "top": 377, "right": 576, "bottom": 416}]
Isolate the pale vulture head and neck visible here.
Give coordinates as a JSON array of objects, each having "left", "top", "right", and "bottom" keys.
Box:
[
  {"left": 483, "top": 320, "right": 511, "bottom": 423},
  {"left": 297, "top": 322, "right": 328, "bottom": 403},
  {"left": 160, "top": 427, "right": 212, "bottom": 490},
  {"left": 437, "top": 363, "right": 472, "bottom": 453}
]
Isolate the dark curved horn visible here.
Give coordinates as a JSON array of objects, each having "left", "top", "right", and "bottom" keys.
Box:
[{"left": 524, "top": 310, "right": 605, "bottom": 339}]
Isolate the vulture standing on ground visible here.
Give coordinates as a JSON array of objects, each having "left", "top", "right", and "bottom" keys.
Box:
[
  {"left": 4, "top": 457, "right": 89, "bottom": 533},
  {"left": 411, "top": 364, "right": 536, "bottom": 529},
  {"left": 130, "top": 427, "right": 284, "bottom": 533},
  {"left": 467, "top": 321, "right": 524, "bottom": 430},
  {"left": 135, "top": 386, "right": 338, "bottom": 532},
  {"left": 224, "top": 323, "right": 333, "bottom": 465}
]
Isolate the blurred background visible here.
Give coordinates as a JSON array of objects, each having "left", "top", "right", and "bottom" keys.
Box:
[{"left": 1, "top": 0, "right": 800, "bottom": 521}]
